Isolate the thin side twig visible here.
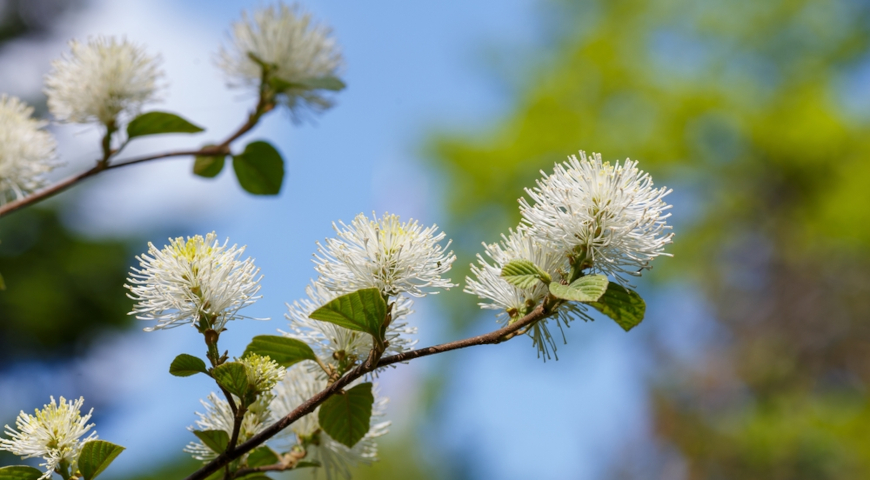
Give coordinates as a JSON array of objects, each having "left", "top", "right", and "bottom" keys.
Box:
[{"left": 0, "top": 94, "right": 271, "bottom": 219}]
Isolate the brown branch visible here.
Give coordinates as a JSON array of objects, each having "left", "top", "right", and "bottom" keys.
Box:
[
  {"left": 0, "top": 96, "right": 271, "bottom": 219},
  {"left": 233, "top": 463, "right": 292, "bottom": 476},
  {"left": 183, "top": 303, "right": 550, "bottom": 480},
  {"left": 231, "top": 448, "right": 308, "bottom": 478}
]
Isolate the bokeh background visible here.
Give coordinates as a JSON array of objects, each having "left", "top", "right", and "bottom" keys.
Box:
[{"left": 2, "top": 0, "right": 869, "bottom": 479}]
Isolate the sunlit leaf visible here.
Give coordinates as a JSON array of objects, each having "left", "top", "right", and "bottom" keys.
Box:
[
  {"left": 79, "top": 440, "right": 125, "bottom": 480},
  {"left": 318, "top": 383, "right": 374, "bottom": 448}
]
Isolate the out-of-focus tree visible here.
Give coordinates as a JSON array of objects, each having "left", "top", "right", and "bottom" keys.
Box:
[
  {"left": 0, "top": 209, "right": 133, "bottom": 362},
  {"left": 428, "top": 0, "right": 870, "bottom": 477},
  {"left": 0, "top": 0, "right": 83, "bottom": 44}
]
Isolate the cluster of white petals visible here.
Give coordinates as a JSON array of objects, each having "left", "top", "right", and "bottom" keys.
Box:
[
  {"left": 285, "top": 281, "right": 417, "bottom": 370},
  {"left": 0, "top": 95, "right": 59, "bottom": 204},
  {"left": 270, "top": 365, "right": 389, "bottom": 480},
  {"left": 465, "top": 229, "right": 590, "bottom": 359},
  {"left": 44, "top": 36, "right": 162, "bottom": 125},
  {"left": 0, "top": 396, "right": 97, "bottom": 479},
  {"left": 314, "top": 212, "right": 456, "bottom": 298},
  {"left": 218, "top": 2, "right": 343, "bottom": 116},
  {"left": 185, "top": 393, "right": 271, "bottom": 461},
  {"left": 520, "top": 151, "right": 673, "bottom": 285},
  {"left": 126, "top": 232, "right": 264, "bottom": 332},
  {"left": 240, "top": 353, "right": 286, "bottom": 393}
]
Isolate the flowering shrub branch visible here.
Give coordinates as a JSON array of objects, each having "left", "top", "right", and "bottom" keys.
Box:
[
  {"left": 0, "top": 3, "right": 675, "bottom": 480},
  {"left": 186, "top": 302, "right": 551, "bottom": 480}
]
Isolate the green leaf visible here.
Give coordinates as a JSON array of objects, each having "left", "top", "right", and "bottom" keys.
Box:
[
  {"left": 243, "top": 335, "right": 316, "bottom": 368},
  {"left": 0, "top": 466, "right": 44, "bottom": 480},
  {"left": 246, "top": 446, "right": 279, "bottom": 468},
  {"left": 193, "top": 430, "right": 229, "bottom": 454},
  {"left": 193, "top": 148, "right": 226, "bottom": 178},
  {"left": 318, "top": 383, "right": 374, "bottom": 448},
  {"left": 270, "top": 75, "right": 346, "bottom": 92},
  {"left": 78, "top": 440, "right": 125, "bottom": 480},
  {"left": 588, "top": 282, "right": 646, "bottom": 332},
  {"left": 127, "top": 111, "right": 204, "bottom": 139},
  {"left": 212, "top": 362, "right": 249, "bottom": 398},
  {"left": 548, "top": 274, "right": 609, "bottom": 302},
  {"left": 169, "top": 354, "right": 208, "bottom": 377},
  {"left": 500, "top": 259, "right": 552, "bottom": 288},
  {"left": 309, "top": 288, "right": 387, "bottom": 341},
  {"left": 232, "top": 141, "right": 284, "bottom": 195}
]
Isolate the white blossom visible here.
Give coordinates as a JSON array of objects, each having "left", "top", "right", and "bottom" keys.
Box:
[
  {"left": 0, "top": 95, "right": 59, "bottom": 203},
  {"left": 285, "top": 281, "right": 417, "bottom": 372},
  {"left": 240, "top": 353, "right": 286, "bottom": 393},
  {"left": 314, "top": 212, "right": 456, "bottom": 298},
  {"left": 465, "top": 228, "right": 590, "bottom": 360},
  {"left": 218, "top": 2, "right": 343, "bottom": 117},
  {"left": 44, "top": 36, "right": 162, "bottom": 125},
  {"left": 520, "top": 151, "right": 673, "bottom": 285},
  {"left": 270, "top": 365, "right": 390, "bottom": 480},
  {"left": 125, "top": 232, "right": 264, "bottom": 332},
  {"left": 184, "top": 393, "right": 271, "bottom": 461},
  {"left": 0, "top": 396, "right": 97, "bottom": 479}
]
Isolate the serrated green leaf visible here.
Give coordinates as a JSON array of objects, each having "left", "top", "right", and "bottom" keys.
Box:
[
  {"left": 588, "top": 282, "right": 646, "bottom": 331},
  {"left": 232, "top": 141, "right": 284, "bottom": 195},
  {"left": 309, "top": 288, "right": 387, "bottom": 341},
  {"left": 212, "top": 362, "right": 249, "bottom": 398},
  {"left": 500, "top": 259, "right": 552, "bottom": 288},
  {"left": 246, "top": 446, "right": 279, "bottom": 468},
  {"left": 169, "top": 354, "right": 208, "bottom": 377},
  {"left": 127, "top": 111, "right": 204, "bottom": 139},
  {"left": 318, "top": 383, "right": 374, "bottom": 448},
  {"left": 78, "top": 440, "right": 125, "bottom": 480},
  {"left": 193, "top": 430, "right": 229, "bottom": 455},
  {"left": 193, "top": 147, "right": 226, "bottom": 178},
  {"left": 0, "top": 466, "right": 44, "bottom": 480},
  {"left": 270, "top": 75, "right": 346, "bottom": 92},
  {"left": 243, "top": 335, "right": 316, "bottom": 368},
  {"left": 548, "top": 274, "right": 609, "bottom": 302}
]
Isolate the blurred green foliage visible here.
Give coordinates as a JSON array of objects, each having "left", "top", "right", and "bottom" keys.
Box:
[
  {"left": 0, "top": 209, "right": 132, "bottom": 362},
  {"left": 0, "top": 0, "right": 82, "bottom": 45},
  {"left": 428, "top": 0, "right": 870, "bottom": 478}
]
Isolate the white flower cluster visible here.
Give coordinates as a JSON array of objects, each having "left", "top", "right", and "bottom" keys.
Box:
[
  {"left": 314, "top": 212, "right": 456, "bottom": 298},
  {"left": 467, "top": 151, "right": 673, "bottom": 357},
  {"left": 126, "top": 232, "right": 264, "bottom": 332},
  {"left": 286, "top": 212, "right": 455, "bottom": 372},
  {"left": 520, "top": 151, "right": 673, "bottom": 284},
  {"left": 218, "top": 2, "right": 343, "bottom": 116},
  {"left": 270, "top": 366, "right": 390, "bottom": 480},
  {"left": 0, "top": 95, "right": 59, "bottom": 204},
  {"left": 0, "top": 396, "right": 97, "bottom": 479},
  {"left": 45, "top": 36, "right": 162, "bottom": 125}
]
